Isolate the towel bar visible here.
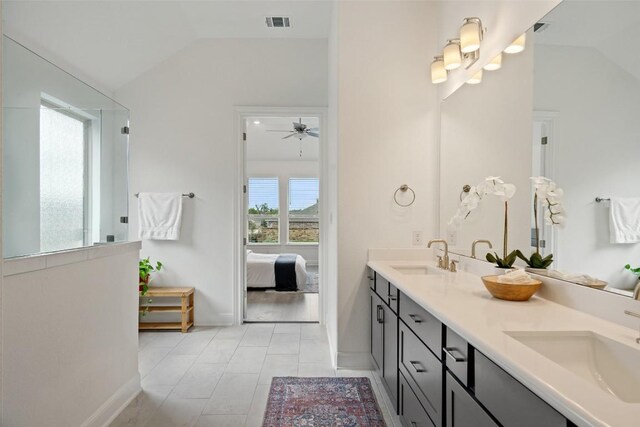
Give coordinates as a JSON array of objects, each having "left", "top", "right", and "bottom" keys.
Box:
[
  {"left": 595, "top": 197, "right": 610, "bottom": 203},
  {"left": 135, "top": 192, "right": 195, "bottom": 198}
]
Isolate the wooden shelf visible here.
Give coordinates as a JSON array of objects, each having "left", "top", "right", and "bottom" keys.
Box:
[
  {"left": 139, "top": 286, "right": 195, "bottom": 332},
  {"left": 139, "top": 305, "right": 194, "bottom": 313},
  {"left": 139, "top": 321, "right": 194, "bottom": 331}
]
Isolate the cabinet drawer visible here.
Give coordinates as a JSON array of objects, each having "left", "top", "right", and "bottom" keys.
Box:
[
  {"left": 376, "top": 276, "right": 390, "bottom": 300},
  {"left": 474, "top": 351, "right": 566, "bottom": 427},
  {"left": 400, "top": 372, "right": 436, "bottom": 427},
  {"left": 400, "top": 322, "right": 442, "bottom": 426},
  {"left": 400, "top": 292, "right": 442, "bottom": 357},
  {"left": 388, "top": 283, "right": 399, "bottom": 314},
  {"left": 444, "top": 328, "right": 470, "bottom": 386},
  {"left": 446, "top": 372, "right": 497, "bottom": 427},
  {"left": 368, "top": 268, "right": 376, "bottom": 291}
]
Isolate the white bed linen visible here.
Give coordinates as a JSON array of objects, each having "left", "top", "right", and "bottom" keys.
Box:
[{"left": 246, "top": 251, "right": 307, "bottom": 289}]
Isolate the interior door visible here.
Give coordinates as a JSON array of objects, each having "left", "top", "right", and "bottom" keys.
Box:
[{"left": 242, "top": 122, "right": 248, "bottom": 320}]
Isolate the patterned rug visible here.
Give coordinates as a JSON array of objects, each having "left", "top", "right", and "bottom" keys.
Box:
[{"left": 263, "top": 377, "right": 386, "bottom": 427}]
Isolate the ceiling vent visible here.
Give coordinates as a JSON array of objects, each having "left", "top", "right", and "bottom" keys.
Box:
[{"left": 266, "top": 17, "right": 290, "bottom": 28}]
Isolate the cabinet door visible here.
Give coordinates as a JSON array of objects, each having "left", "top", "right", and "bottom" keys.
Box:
[
  {"left": 383, "top": 303, "right": 398, "bottom": 412},
  {"left": 370, "top": 290, "right": 384, "bottom": 372},
  {"left": 446, "top": 373, "right": 497, "bottom": 427},
  {"left": 400, "top": 372, "right": 436, "bottom": 427}
]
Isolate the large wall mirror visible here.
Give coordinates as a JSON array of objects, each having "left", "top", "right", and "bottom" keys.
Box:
[{"left": 440, "top": 1, "right": 640, "bottom": 299}]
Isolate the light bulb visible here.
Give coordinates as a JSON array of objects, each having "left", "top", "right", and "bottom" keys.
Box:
[
  {"left": 467, "top": 69, "right": 482, "bottom": 84},
  {"left": 431, "top": 56, "right": 447, "bottom": 84},
  {"left": 460, "top": 18, "right": 482, "bottom": 54},
  {"left": 443, "top": 40, "right": 461, "bottom": 71},
  {"left": 483, "top": 53, "right": 502, "bottom": 71},
  {"left": 504, "top": 33, "right": 526, "bottom": 54}
]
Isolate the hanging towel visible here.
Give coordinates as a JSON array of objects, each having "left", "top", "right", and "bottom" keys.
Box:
[
  {"left": 609, "top": 197, "right": 640, "bottom": 244},
  {"left": 138, "top": 192, "right": 183, "bottom": 240}
]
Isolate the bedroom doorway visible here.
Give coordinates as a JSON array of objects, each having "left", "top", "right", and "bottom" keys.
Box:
[{"left": 242, "top": 114, "right": 321, "bottom": 322}]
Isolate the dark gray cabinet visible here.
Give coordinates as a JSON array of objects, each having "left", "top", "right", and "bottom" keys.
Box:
[
  {"left": 370, "top": 290, "right": 384, "bottom": 372},
  {"left": 382, "top": 302, "right": 398, "bottom": 411},
  {"left": 400, "top": 372, "right": 436, "bottom": 427},
  {"left": 445, "top": 373, "right": 497, "bottom": 427}
]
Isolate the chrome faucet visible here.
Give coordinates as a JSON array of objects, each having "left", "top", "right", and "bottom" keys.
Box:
[
  {"left": 428, "top": 239, "right": 450, "bottom": 270},
  {"left": 624, "top": 310, "right": 640, "bottom": 344},
  {"left": 471, "top": 239, "right": 493, "bottom": 259}
]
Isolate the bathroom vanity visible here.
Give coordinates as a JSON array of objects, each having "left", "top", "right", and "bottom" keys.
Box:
[{"left": 368, "top": 254, "right": 640, "bottom": 427}]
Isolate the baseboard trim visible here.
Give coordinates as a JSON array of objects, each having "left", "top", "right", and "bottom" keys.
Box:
[
  {"left": 80, "top": 374, "right": 141, "bottom": 427},
  {"left": 336, "top": 351, "right": 373, "bottom": 370}
]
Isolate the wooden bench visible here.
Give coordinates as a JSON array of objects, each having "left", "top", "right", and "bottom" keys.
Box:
[{"left": 139, "top": 287, "right": 194, "bottom": 333}]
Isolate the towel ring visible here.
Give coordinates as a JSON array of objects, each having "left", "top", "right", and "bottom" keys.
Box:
[
  {"left": 459, "top": 184, "right": 471, "bottom": 201},
  {"left": 394, "top": 184, "right": 416, "bottom": 207}
]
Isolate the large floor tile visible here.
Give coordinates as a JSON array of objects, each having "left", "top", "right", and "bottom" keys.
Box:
[
  {"left": 196, "top": 339, "right": 239, "bottom": 364},
  {"left": 273, "top": 323, "right": 301, "bottom": 334},
  {"left": 297, "top": 362, "right": 336, "bottom": 377},
  {"left": 244, "top": 383, "right": 270, "bottom": 427},
  {"left": 138, "top": 346, "right": 173, "bottom": 378},
  {"left": 144, "top": 397, "right": 207, "bottom": 427},
  {"left": 142, "top": 355, "right": 197, "bottom": 387},
  {"left": 226, "top": 346, "right": 267, "bottom": 374},
  {"left": 239, "top": 324, "right": 275, "bottom": 347},
  {"left": 298, "top": 338, "right": 331, "bottom": 364},
  {"left": 213, "top": 325, "right": 248, "bottom": 340},
  {"left": 300, "top": 323, "right": 326, "bottom": 340},
  {"left": 170, "top": 363, "right": 226, "bottom": 399},
  {"left": 258, "top": 354, "right": 298, "bottom": 384},
  {"left": 195, "top": 415, "right": 247, "bottom": 427},
  {"left": 202, "top": 373, "right": 259, "bottom": 415},
  {"left": 266, "top": 333, "right": 300, "bottom": 355},
  {"left": 144, "top": 331, "right": 187, "bottom": 348},
  {"left": 170, "top": 331, "right": 217, "bottom": 356}
]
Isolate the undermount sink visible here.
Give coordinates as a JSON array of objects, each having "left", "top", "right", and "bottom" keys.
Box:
[
  {"left": 390, "top": 265, "right": 444, "bottom": 276},
  {"left": 506, "top": 330, "right": 640, "bottom": 403}
]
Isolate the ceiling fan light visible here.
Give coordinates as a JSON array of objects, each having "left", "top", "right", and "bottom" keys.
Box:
[
  {"left": 504, "top": 33, "right": 526, "bottom": 54},
  {"left": 466, "top": 69, "right": 483, "bottom": 85},
  {"left": 443, "top": 39, "right": 461, "bottom": 71},
  {"left": 431, "top": 56, "right": 447, "bottom": 84},
  {"left": 483, "top": 53, "right": 502, "bottom": 71},
  {"left": 460, "top": 18, "right": 482, "bottom": 54}
]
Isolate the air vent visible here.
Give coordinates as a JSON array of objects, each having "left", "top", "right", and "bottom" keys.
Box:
[
  {"left": 266, "top": 17, "right": 290, "bottom": 28},
  {"left": 534, "top": 22, "right": 550, "bottom": 33}
]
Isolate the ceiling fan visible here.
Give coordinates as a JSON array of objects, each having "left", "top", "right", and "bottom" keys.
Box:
[{"left": 267, "top": 118, "right": 319, "bottom": 140}]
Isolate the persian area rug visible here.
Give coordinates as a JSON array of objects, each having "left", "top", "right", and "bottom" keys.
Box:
[{"left": 262, "top": 377, "right": 386, "bottom": 427}]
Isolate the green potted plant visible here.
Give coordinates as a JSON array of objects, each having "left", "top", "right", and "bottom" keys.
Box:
[
  {"left": 517, "top": 177, "right": 565, "bottom": 272},
  {"left": 139, "top": 257, "right": 163, "bottom": 296}
]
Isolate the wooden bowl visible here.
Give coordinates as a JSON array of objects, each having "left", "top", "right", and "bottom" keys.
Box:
[{"left": 481, "top": 275, "right": 542, "bottom": 301}]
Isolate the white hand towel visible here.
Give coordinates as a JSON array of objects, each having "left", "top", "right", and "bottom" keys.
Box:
[
  {"left": 138, "top": 192, "right": 183, "bottom": 240},
  {"left": 609, "top": 197, "right": 640, "bottom": 244}
]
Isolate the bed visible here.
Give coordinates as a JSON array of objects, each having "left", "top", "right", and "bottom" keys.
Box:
[{"left": 246, "top": 250, "right": 308, "bottom": 291}]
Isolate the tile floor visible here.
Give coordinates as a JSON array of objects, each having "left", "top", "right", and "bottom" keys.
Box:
[{"left": 110, "top": 324, "right": 401, "bottom": 427}]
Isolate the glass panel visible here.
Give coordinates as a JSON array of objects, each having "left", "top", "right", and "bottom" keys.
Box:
[
  {"left": 288, "top": 178, "right": 319, "bottom": 243},
  {"left": 39, "top": 106, "right": 86, "bottom": 252},
  {"left": 2, "top": 36, "right": 130, "bottom": 258},
  {"left": 247, "top": 177, "right": 279, "bottom": 243}
]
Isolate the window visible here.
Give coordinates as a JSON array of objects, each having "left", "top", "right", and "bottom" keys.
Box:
[
  {"left": 39, "top": 103, "right": 88, "bottom": 252},
  {"left": 247, "top": 177, "right": 279, "bottom": 243},
  {"left": 288, "top": 178, "right": 319, "bottom": 243}
]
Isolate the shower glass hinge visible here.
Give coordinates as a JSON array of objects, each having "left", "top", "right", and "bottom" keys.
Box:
[
  {"left": 121, "top": 126, "right": 130, "bottom": 135},
  {"left": 120, "top": 216, "right": 129, "bottom": 224},
  {"left": 541, "top": 136, "right": 548, "bottom": 145}
]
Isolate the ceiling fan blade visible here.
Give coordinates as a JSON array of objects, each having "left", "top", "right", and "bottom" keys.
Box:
[
  {"left": 266, "top": 130, "right": 293, "bottom": 133},
  {"left": 306, "top": 131, "right": 319, "bottom": 138},
  {"left": 307, "top": 127, "right": 319, "bottom": 132},
  {"left": 282, "top": 133, "right": 297, "bottom": 139}
]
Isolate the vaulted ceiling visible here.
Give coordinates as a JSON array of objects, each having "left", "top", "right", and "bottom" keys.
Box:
[{"left": 3, "top": 1, "right": 332, "bottom": 91}]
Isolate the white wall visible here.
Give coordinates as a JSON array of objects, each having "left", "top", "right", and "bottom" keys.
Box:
[
  {"left": 247, "top": 160, "right": 319, "bottom": 264},
  {"left": 439, "top": 33, "right": 534, "bottom": 260},
  {"left": 115, "top": 38, "right": 328, "bottom": 325},
  {"left": 436, "top": 0, "right": 560, "bottom": 99},
  {"left": 2, "top": 243, "right": 141, "bottom": 427},
  {"left": 335, "top": 1, "right": 441, "bottom": 367},
  {"left": 535, "top": 44, "right": 640, "bottom": 289}
]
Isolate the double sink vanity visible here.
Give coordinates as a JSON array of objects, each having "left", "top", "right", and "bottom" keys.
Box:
[{"left": 367, "top": 249, "right": 640, "bottom": 427}]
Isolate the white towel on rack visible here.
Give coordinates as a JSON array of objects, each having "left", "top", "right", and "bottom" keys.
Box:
[
  {"left": 138, "top": 192, "right": 183, "bottom": 240},
  {"left": 609, "top": 197, "right": 640, "bottom": 244}
]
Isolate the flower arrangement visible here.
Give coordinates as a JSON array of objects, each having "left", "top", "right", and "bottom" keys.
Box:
[
  {"left": 516, "top": 177, "right": 565, "bottom": 269},
  {"left": 448, "top": 176, "right": 518, "bottom": 268}
]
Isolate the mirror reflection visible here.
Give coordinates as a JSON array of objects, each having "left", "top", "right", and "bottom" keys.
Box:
[{"left": 440, "top": 0, "right": 640, "bottom": 299}]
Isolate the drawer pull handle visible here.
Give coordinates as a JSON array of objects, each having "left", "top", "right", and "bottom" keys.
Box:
[
  {"left": 444, "top": 347, "right": 466, "bottom": 363},
  {"left": 387, "top": 294, "right": 398, "bottom": 301},
  {"left": 409, "top": 360, "right": 426, "bottom": 373},
  {"left": 377, "top": 305, "right": 384, "bottom": 324},
  {"left": 411, "top": 422, "right": 418, "bottom": 427},
  {"left": 408, "top": 314, "right": 423, "bottom": 323}
]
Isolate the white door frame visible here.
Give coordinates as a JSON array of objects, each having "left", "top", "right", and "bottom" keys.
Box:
[{"left": 233, "top": 106, "right": 328, "bottom": 325}]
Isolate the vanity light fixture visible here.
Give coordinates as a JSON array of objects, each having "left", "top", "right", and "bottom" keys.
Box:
[
  {"left": 443, "top": 39, "right": 462, "bottom": 70},
  {"left": 504, "top": 33, "right": 526, "bottom": 54},
  {"left": 431, "top": 56, "right": 447, "bottom": 84},
  {"left": 466, "top": 69, "right": 483, "bottom": 85},
  {"left": 483, "top": 53, "right": 502, "bottom": 71},
  {"left": 460, "top": 18, "right": 483, "bottom": 54}
]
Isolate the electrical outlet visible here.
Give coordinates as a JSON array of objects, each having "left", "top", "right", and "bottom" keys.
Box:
[
  {"left": 447, "top": 228, "right": 457, "bottom": 245},
  {"left": 412, "top": 231, "right": 424, "bottom": 246}
]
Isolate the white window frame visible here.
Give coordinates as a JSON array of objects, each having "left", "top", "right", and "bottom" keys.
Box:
[{"left": 247, "top": 176, "right": 281, "bottom": 245}]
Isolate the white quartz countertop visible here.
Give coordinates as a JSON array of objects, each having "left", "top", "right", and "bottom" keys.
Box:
[{"left": 368, "top": 258, "right": 640, "bottom": 427}]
